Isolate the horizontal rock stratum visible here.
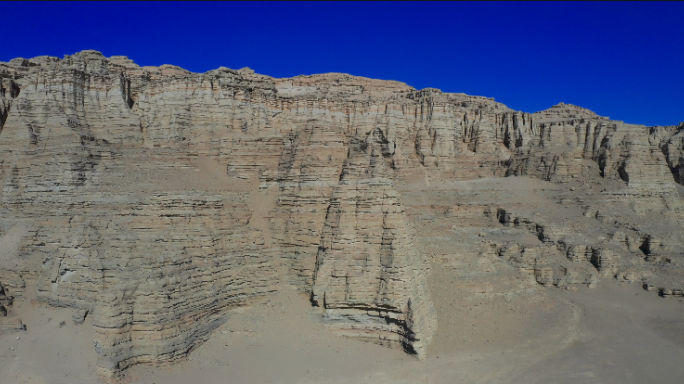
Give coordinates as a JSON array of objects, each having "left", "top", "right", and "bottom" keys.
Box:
[{"left": 0, "top": 50, "right": 683, "bottom": 382}]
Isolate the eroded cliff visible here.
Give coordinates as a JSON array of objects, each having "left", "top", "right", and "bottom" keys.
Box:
[{"left": 0, "top": 50, "right": 682, "bottom": 381}]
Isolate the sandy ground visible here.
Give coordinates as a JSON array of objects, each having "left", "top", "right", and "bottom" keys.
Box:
[
  {"left": 0, "top": 294, "right": 97, "bottom": 384},
  {"left": 2, "top": 278, "right": 682, "bottom": 384}
]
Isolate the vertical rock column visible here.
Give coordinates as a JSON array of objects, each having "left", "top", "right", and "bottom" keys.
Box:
[{"left": 312, "top": 127, "right": 436, "bottom": 359}]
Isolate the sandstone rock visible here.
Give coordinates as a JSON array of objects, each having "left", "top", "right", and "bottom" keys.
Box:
[
  {"left": 0, "top": 50, "right": 682, "bottom": 380},
  {"left": 311, "top": 128, "right": 436, "bottom": 359},
  {"left": 73, "top": 308, "right": 88, "bottom": 325},
  {"left": 0, "top": 279, "right": 24, "bottom": 330}
]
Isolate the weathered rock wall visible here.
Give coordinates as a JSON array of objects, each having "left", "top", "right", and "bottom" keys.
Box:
[
  {"left": 311, "top": 128, "right": 435, "bottom": 358},
  {"left": 0, "top": 50, "right": 682, "bottom": 381}
]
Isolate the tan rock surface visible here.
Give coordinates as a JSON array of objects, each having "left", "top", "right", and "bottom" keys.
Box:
[
  {"left": 311, "top": 129, "right": 435, "bottom": 358},
  {"left": 0, "top": 51, "right": 682, "bottom": 382}
]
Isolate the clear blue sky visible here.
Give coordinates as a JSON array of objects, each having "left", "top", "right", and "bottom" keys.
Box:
[{"left": 2, "top": 2, "right": 683, "bottom": 126}]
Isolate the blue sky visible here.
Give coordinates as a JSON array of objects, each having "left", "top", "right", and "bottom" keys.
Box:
[{"left": 2, "top": 2, "right": 683, "bottom": 126}]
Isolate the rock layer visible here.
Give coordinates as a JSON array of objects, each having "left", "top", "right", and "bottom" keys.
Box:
[{"left": 312, "top": 129, "right": 435, "bottom": 358}]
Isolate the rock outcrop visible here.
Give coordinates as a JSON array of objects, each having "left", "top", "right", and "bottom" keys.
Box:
[
  {"left": 0, "top": 272, "right": 24, "bottom": 330},
  {"left": 0, "top": 51, "right": 682, "bottom": 381},
  {"left": 311, "top": 128, "right": 435, "bottom": 358}
]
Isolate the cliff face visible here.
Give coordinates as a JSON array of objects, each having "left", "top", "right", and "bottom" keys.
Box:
[
  {"left": 311, "top": 129, "right": 435, "bottom": 358},
  {"left": 0, "top": 51, "right": 682, "bottom": 381}
]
